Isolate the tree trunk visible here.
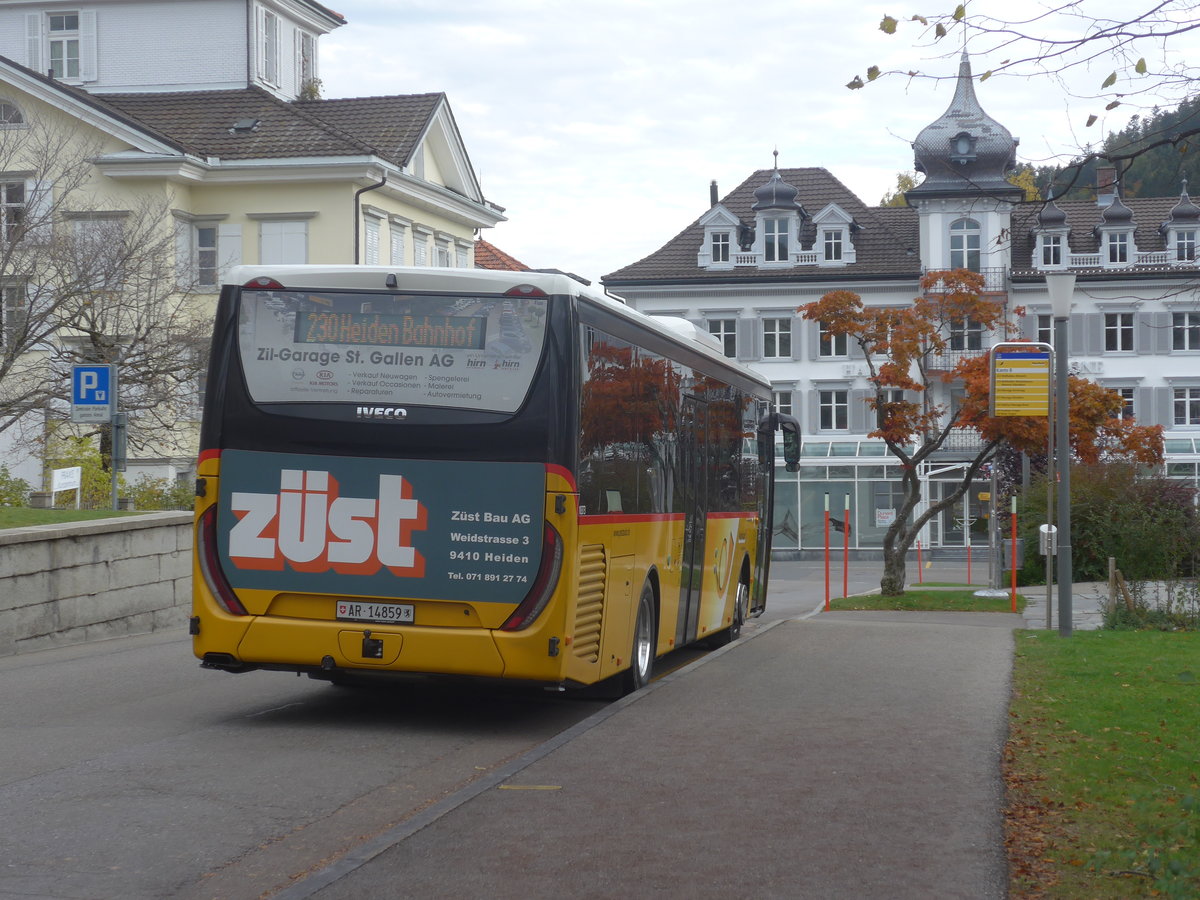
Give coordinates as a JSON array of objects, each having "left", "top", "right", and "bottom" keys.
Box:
[{"left": 881, "top": 545, "right": 907, "bottom": 596}]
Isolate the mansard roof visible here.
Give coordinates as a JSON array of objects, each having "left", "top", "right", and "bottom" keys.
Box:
[
  {"left": 1011, "top": 194, "right": 1200, "bottom": 277},
  {"left": 603, "top": 167, "right": 921, "bottom": 284}
]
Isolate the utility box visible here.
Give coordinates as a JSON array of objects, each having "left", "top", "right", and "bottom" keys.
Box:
[
  {"left": 1002, "top": 538, "right": 1025, "bottom": 569},
  {"left": 1039, "top": 524, "right": 1058, "bottom": 556}
]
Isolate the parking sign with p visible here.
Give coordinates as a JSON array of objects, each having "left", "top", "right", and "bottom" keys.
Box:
[{"left": 71, "top": 364, "right": 115, "bottom": 423}]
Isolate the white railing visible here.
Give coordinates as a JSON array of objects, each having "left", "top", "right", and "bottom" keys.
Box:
[{"left": 1035, "top": 251, "right": 1200, "bottom": 271}]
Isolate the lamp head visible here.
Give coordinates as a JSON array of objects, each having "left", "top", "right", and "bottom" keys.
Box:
[{"left": 1045, "top": 271, "right": 1077, "bottom": 318}]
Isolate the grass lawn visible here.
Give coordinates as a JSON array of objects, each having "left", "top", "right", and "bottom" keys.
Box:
[
  {"left": 0, "top": 508, "right": 139, "bottom": 529},
  {"left": 829, "top": 587, "right": 1025, "bottom": 613},
  {"left": 1006, "top": 630, "right": 1200, "bottom": 898}
]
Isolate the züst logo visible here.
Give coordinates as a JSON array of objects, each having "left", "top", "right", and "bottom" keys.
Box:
[{"left": 228, "top": 469, "right": 428, "bottom": 576}]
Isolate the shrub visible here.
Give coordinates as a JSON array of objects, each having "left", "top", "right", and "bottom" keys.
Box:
[
  {"left": 125, "top": 474, "right": 194, "bottom": 510},
  {"left": 44, "top": 438, "right": 125, "bottom": 508},
  {"left": 1016, "top": 463, "right": 1200, "bottom": 584},
  {"left": 0, "top": 465, "right": 31, "bottom": 506}
]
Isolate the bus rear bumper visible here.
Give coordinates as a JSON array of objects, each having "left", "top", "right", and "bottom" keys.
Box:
[{"left": 225, "top": 616, "right": 510, "bottom": 678}]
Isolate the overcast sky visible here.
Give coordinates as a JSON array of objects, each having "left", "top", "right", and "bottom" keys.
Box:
[{"left": 318, "top": 1, "right": 1199, "bottom": 284}]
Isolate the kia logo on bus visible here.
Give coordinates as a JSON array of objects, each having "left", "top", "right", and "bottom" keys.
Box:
[{"left": 357, "top": 406, "right": 408, "bottom": 420}]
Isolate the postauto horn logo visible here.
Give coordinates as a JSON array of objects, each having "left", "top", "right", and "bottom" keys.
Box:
[{"left": 228, "top": 469, "right": 428, "bottom": 576}]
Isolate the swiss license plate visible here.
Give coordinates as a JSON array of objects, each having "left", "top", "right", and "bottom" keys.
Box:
[{"left": 335, "top": 600, "right": 414, "bottom": 624}]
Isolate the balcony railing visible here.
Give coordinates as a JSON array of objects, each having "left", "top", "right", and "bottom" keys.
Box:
[
  {"left": 922, "top": 267, "right": 1007, "bottom": 293},
  {"left": 1035, "top": 250, "right": 1200, "bottom": 271}
]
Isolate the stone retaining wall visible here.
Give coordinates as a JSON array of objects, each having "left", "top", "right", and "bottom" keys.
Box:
[{"left": 0, "top": 512, "right": 192, "bottom": 656}]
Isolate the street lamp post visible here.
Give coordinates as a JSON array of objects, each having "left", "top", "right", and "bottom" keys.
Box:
[{"left": 1046, "top": 271, "right": 1076, "bottom": 637}]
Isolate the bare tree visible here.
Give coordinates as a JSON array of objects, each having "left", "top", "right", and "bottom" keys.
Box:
[
  {"left": 847, "top": 2, "right": 1200, "bottom": 188},
  {"left": 1, "top": 114, "right": 208, "bottom": 470}
]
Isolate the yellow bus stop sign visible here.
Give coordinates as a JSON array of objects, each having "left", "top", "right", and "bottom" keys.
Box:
[{"left": 990, "top": 344, "right": 1051, "bottom": 417}]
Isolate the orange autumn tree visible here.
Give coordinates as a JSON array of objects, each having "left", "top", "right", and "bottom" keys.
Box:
[{"left": 801, "top": 269, "right": 1163, "bottom": 596}]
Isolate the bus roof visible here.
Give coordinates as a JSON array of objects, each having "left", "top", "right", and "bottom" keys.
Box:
[{"left": 224, "top": 265, "right": 771, "bottom": 391}]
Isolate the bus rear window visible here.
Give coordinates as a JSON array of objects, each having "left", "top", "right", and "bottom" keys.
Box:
[{"left": 236, "top": 289, "right": 548, "bottom": 413}]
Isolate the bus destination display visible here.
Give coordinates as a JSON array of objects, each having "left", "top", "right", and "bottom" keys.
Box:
[{"left": 296, "top": 311, "right": 487, "bottom": 350}]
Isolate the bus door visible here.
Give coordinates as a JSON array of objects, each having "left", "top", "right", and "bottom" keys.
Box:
[{"left": 675, "top": 395, "right": 709, "bottom": 647}]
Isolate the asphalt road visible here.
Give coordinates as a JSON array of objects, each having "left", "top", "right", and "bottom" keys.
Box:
[{"left": 0, "top": 633, "right": 609, "bottom": 899}]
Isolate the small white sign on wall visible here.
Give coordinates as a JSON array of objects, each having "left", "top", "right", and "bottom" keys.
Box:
[
  {"left": 875, "top": 508, "right": 896, "bottom": 528},
  {"left": 51, "top": 466, "right": 83, "bottom": 509}
]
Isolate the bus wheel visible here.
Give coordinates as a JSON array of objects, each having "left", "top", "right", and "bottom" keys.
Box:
[
  {"left": 621, "top": 582, "right": 656, "bottom": 695},
  {"left": 708, "top": 578, "right": 748, "bottom": 648}
]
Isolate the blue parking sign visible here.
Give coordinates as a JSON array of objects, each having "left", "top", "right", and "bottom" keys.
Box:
[{"left": 71, "top": 365, "right": 115, "bottom": 423}]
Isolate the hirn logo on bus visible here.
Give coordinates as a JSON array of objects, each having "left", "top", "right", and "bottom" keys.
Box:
[
  {"left": 356, "top": 406, "right": 407, "bottom": 420},
  {"left": 228, "top": 469, "right": 427, "bottom": 576}
]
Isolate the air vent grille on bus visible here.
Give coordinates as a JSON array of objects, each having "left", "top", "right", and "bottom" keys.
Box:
[{"left": 572, "top": 544, "right": 606, "bottom": 663}]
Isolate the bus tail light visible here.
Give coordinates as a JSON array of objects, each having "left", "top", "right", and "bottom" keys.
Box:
[
  {"left": 244, "top": 276, "right": 285, "bottom": 290},
  {"left": 500, "top": 523, "right": 563, "bottom": 631},
  {"left": 504, "top": 284, "right": 547, "bottom": 298},
  {"left": 197, "top": 505, "right": 249, "bottom": 616}
]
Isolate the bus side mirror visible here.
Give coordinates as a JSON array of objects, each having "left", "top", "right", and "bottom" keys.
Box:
[
  {"left": 756, "top": 412, "right": 801, "bottom": 472},
  {"left": 777, "top": 414, "right": 800, "bottom": 472}
]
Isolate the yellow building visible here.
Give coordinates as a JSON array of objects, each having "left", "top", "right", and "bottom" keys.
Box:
[{"left": 0, "top": 0, "right": 504, "bottom": 490}]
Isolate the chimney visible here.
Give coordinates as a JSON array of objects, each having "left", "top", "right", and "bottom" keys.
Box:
[
  {"left": 710, "top": 180, "right": 719, "bottom": 207},
  {"left": 1096, "top": 164, "right": 1117, "bottom": 207}
]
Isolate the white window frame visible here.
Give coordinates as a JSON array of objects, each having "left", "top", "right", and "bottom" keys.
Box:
[
  {"left": 1174, "top": 386, "right": 1200, "bottom": 426},
  {"left": 1175, "top": 229, "right": 1197, "bottom": 262},
  {"left": 1, "top": 179, "right": 24, "bottom": 241},
  {"left": 818, "top": 320, "right": 847, "bottom": 358},
  {"left": 1, "top": 280, "right": 26, "bottom": 347},
  {"left": 1173, "top": 312, "right": 1200, "bottom": 351},
  {"left": 949, "top": 318, "right": 983, "bottom": 352},
  {"left": 819, "top": 389, "right": 849, "bottom": 431},
  {"left": 711, "top": 232, "right": 730, "bottom": 263},
  {"left": 1107, "top": 231, "right": 1130, "bottom": 264},
  {"left": 823, "top": 229, "right": 843, "bottom": 262},
  {"left": 48, "top": 11, "right": 80, "bottom": 80},
  {"left": 772, "top": 390, "right": 793, "bottom": 417},
  {"left": 708, "top": 318, "right": 737, "bottom": 358},
  {"left": 763, "top": 218, "right": 788, "bottom": 263},
  {"left": 1104, "top": 312, "right": 1134, "bottom": 352},
  {"left": 297, "top": 30, "right": 317, "bottom": 92},
  {"left": 1037, "top": 314, "right": 1053, "bottom": 345},
  {"left": 0, "top": 100, "right": 24, "bottom": 127},
  {"left": 949, "top": 218, "right": 981, "bottom": 271},
  {"left": 1040, "top": 233, "right": 1063, "bottom": 267},
  {"left": 763, "top": 317, "right": 791, "bottom": 359},
  {"left": 258, "top": 6, "right": 281, "bottom": 86}
]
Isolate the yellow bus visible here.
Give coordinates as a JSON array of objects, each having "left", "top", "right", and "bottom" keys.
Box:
[{"left": 192, "top": 266, "right": 798, "bottom": 693}]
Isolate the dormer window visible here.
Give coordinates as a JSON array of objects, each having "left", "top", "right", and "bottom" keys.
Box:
[
  {"left": 1107, "top": 231, "right": 1130, "bottom": 264},
  {"left": 26, "top": 10, "right": 96, "bottom": 82},
  {"left": 811, "top": 203, "right": 857, "bottom": 266},
  {"left": 763, "top": 217, "right": 789, "bottom": 262},
  {"left": 1041, "top": 233, "right": 1063, "bottom": 266},
  {"left": 696, "top": 203, "right": 741, "bottom": 269},
  {"left": 823, "top": 230, "right": 842, "bottom": 261},
  {"left": 48, "top": 12, "right": 80, "bottom": 79},
  {"left": 711, "top": 232, "right": 730, "bottom": 263},
  {"left": 1177, "top": 230, "right": 1197, "bottom": 262}
]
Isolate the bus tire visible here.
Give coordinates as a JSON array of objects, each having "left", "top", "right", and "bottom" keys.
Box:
[
  {"left": 707, "top": 577, "right": 748, "bottom": 648},
  {"left": 621, "top": 581, "right": 656, "bottom": 695}
]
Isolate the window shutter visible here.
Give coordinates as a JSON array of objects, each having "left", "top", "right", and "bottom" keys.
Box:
[
  {"left": 1075, "top": 312, "right": 1094, "bottom": 350},
  {"left": 217, "top": 224, "right": 242, "bottom": 283},
  {"left": 1156, "top": 387, "right": 1173, "bottom": 427},
  {"left": 255, "top": 7, "right": 267, "bottom": 81},
  {"left": 25, "top": 179, "right": 54, "bottom": 244},
  {"left": 1136, "top": 387, "right": 1155, "bottom": 424},
  {"left": 175, "top": 219, "right": 191, "bottom": 288},
  {"left": 809, "top": 391, "right": 820, "bottom": 433},
  {"left": 848, "top": 333, "right": 865, "bottom": 359},
  {"left": 1020, "top": 314, "right": 1038, "bottom": 341},
  {"left": 809, "top": 322, "right": 821, "bottom": 360},
  {"left": 1137, "top": 312, "right": 1156, "bottom": 355},
  {"left": 737, "top": 318, "right": 760, "bottom": 362},
  {"left": 26, "top": 13, "right": 41, "bottom": 73},
  {"left": 79, "top": 11, "right": 97, "bottom": 81},
  {"left": 790, "top": 316, "right": 804, "bottom": 360},
  {"left": 850, "top": 390, "right": 870, "bottom": 433},
  {"left": 1155, "top": 312, "right": 1172, "bottom": 354}
]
